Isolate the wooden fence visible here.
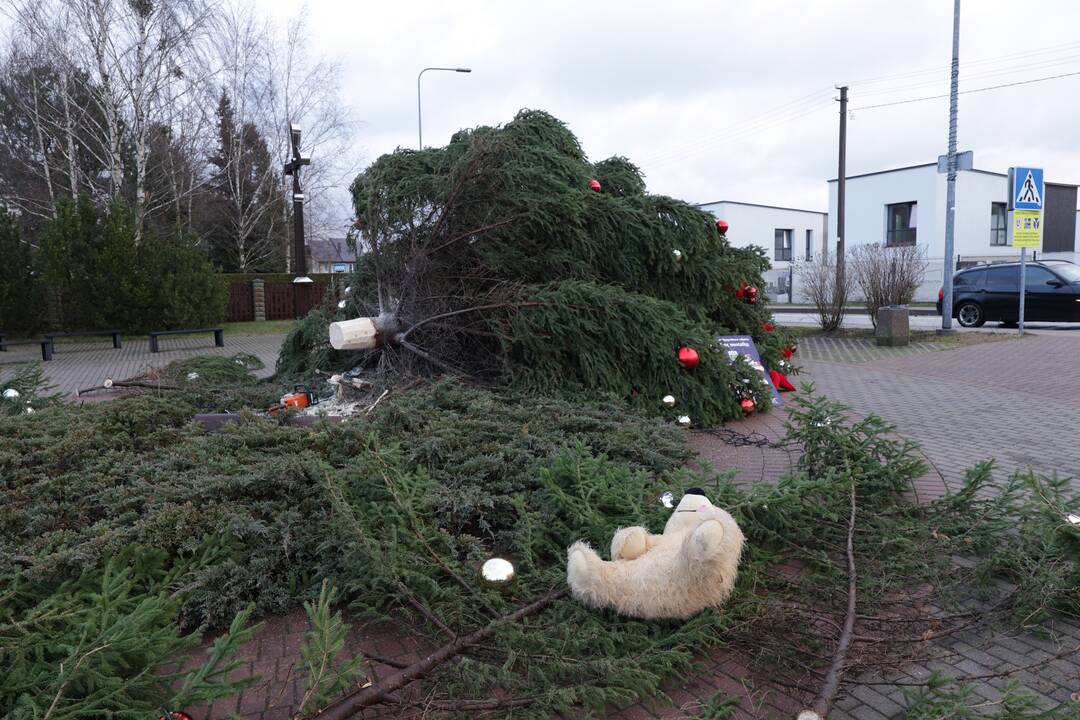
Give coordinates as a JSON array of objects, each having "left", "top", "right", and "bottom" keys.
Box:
[{"left": 225, "top": 278, "right": 331, "bottom": 322}]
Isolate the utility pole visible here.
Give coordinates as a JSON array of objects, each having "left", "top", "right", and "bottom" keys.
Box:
[
  {"left": 941, "top": 0, "right": 961, "bottom": 332},
  {"left": 836, "top": 86, "right": 848, "bottom": 284}
]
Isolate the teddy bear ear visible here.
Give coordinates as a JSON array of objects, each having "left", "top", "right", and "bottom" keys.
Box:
[{"left": 684, "top": 487, "right": 707, "bottom": 499}]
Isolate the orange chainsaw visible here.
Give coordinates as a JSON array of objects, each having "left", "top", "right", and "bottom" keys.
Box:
[{"left": 268, "top": 384, "right": 318, "bottom": 415}]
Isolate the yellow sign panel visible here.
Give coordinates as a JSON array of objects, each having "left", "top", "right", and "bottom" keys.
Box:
[{"left": 1012, "top": 209, "right": 1043, "bottom": 248}]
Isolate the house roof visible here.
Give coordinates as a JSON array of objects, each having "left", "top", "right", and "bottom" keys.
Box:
[
  {"left": 695, "top": 200, "right": 826, "bottom": 215},
  {"left": 308, "top": 238, "right": 356, "bottom": 263},
  {"left": 827, "top": 162, "right": 1077, "bottom": 187}
]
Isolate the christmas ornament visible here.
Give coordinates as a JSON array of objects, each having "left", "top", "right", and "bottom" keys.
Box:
[
  {"left": 186, "top": 372, "right": 199, "bottom": 381},
  {"left": 588, "top": 179, "right": 601, "bottom": 192},
  {"left": 782, "top": 344, "right": 798, "bottom": 359},
  {"left": 481, "top": 557, "right": 515, "bottom": 584},
  {"left": 768, "top": 369, "right": 795, "bottom": 392},
  {"left": 739, "top": 398, "right": 755, "bottom": 415},
  {"left": 25, "top": 406, "right": 34, "bottom": 414},
  {"left": 715, "top": 218, "right": 729, "bottom": 234},
  {"left": 746, "top": 286, "right": 758, "bottom": 305},
  {"left": 761, "top": 323, "right": 774, "bottom": 332},
  {"left": 677, "top": 346, "right": 700, "bottom": 370},
  {"left": 630, "top": 387, "right": 640, "bottom": 398},
  {"left": 672, "top": 249, "right": 683, "bottom": 261},
  {"left": 103, "top": 378, "right": 114, "bottom": 388},
  {"left": 2, "top": 388, "right": 18, "bottom": 399},
  {"left": 676, "top": 415, "right": 691, "bottom": 427},
  {"left": 352, "top": 217, "right": 362, "bottom": 228},
  {"left": 659, "top": 491, "right": 675, "bottom": 508},
  {"left": 344, "top": 285, "right": 352, "bottom": 294},
  {"left": 337, "top": 299, "right": 347, "bottom": 309},
  {"left": 734, "top": 281, "right": 748, "bottom": 299},
  {"left": 662, "top": 394, "right": 676, "bottom": 407}
]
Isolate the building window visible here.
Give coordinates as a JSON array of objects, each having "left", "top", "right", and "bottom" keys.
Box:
[
  {"left": 805, "top": 229, "right": 813, "bottom": 260},
  {"left": 774, "top": 229, "right": 793, "bottom": 261},
  {"left": 990, "top": 202, "right": 1007, "bottom": 246},
  {"left": 885, "top": 202, "right": 917, "bottom": 246}
]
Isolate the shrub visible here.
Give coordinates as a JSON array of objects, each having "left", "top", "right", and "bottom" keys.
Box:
[
  {"left": 794, "top": 250, "right": 854, "bottom": 331},
  {"left": 849, "top": 243, "right": 929, "bottom": 327},
  {"left": 19, "top": 197, "right": 225, "bottom": 333},
  {"left": 0, "top": 209, "right": 42, "bottom": 334}
]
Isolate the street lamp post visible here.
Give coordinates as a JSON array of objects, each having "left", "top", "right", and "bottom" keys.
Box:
[{"left": 417, "top": 67, "right": 471, "bottom": 149}]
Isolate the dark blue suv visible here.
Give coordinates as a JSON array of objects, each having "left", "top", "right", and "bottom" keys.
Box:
[{"left": 937, "top": 260, "right": 1080, "bottom": 327}]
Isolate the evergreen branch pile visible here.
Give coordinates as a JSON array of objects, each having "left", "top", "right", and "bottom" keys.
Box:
[
  {"left": 280, "top": 109, "right": 793, "bottom": 425},
  {"left": 2, "top": 373, "right": 1077, "bottom": 717}
]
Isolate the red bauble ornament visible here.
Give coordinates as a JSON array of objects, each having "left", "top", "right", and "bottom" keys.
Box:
[
  {"left": 734, "top": 280, "right": 749, "bottom": 299},
  {"left": 677, "top": 345, "right": 700, "bottom": 370},
  {"left": 630, "top": 387, "right": 640, "bottom": 398},
  {"left": 352, "top": 217, "right": 362, "bottom": 228},
  {"left": 716, "top": 219, "right": 729, "bottom": 234},
  {"left": 746, "top": 286, "right": 758, "bottom": 305},
  {"left": 762, "top": 323, "right": 774, "bottom": 332},
  {"left": 782, "top": 344, "right": 798, "bottom": 359},
  {"left": 789, "top": 343, "right": 798, "bottom": 355},
  {"left": 739, "top": 398, "right": 755, "bottom": 415},
  {"left": 588, "top": 179, "right": 601, "bottom": 192}
]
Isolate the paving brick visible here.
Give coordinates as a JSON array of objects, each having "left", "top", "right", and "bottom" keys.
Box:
[{"left": 849, "top": 683, "right": 905, "bottom": 718}]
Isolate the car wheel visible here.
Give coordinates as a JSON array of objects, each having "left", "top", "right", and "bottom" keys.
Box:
[{"left": 956, "top": 301, "right": 985, "bottom": 328}]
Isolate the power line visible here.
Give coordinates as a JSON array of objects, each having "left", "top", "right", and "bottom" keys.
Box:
[{"left": 849, "top": 69, "right": 1080, "bottom": 111}]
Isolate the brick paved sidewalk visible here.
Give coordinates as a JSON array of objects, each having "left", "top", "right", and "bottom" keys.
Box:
[{"left": 0, "top": 333, "right": 284, "bottom": 398}]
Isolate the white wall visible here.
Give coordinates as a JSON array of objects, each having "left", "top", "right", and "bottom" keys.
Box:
[
  {"left": 827, "top": 164, "right": 941, "bottom": 255},
  {"left": 699, "top": 201, "right": 826, "bottom": 302}
]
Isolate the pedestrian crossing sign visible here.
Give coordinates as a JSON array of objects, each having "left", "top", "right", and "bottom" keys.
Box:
[{"left": 1012, "top": 167, "right": 1044, "bottom": 210}]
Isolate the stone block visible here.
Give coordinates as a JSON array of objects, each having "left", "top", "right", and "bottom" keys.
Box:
[{"left": 875, "top": 305, "right": 910, "bottom": 346}]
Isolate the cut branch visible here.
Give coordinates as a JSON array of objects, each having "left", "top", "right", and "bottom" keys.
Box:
[{"left": 313, "top": 587, "right": 567, "bottom": 720}]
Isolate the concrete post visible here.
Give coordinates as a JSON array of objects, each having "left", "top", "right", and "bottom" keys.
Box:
[
  {"left": 252, "top": 278, "right": 266, "bottom": 322},
  {"left": 875, "top": 306, "right": 910, "bottom": 346}
]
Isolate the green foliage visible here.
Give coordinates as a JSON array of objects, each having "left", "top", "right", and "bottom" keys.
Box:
[
  {"left": 7, "top": 197, "right": 225, "bottom": 334},
  {"left": 293, "top": 580, "right": 364, "bottom": 717},
  {"left": 0, "top": 364, "right": 62, "bottom": 416},
  {"left": 276, "top": 309, "right": 345, "bottom": 385},
  {"left": 337, "top": 109, "right": 796, "bottom": 424},
  {"left": 903, "top": 673, "right": 1079, "bottom": 718},
  {"left": 0, "top": 544, "right": 258, "bottom": 719},
  {"left": 4, "top": 379, "right": 1076, "bottom": 716},
  {"left": 0, "top": 208, "right": 42, "bottom": 334}
]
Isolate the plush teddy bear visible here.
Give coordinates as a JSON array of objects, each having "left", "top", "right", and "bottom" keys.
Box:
[{"left": 566, "top": 488, "right": 744, "bottom": 619}]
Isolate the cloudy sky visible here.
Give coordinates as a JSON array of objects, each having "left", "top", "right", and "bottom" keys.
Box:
[{"left": 265, "top": 0, "right": 1080, "bottom": 213}]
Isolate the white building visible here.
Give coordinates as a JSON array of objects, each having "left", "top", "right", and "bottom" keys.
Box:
[
  {"left": 696, "top": 200, "right": 827, "bottom": 299},
  {"left": 827, "top": 159, "right": 1079, "bottom": 301}
]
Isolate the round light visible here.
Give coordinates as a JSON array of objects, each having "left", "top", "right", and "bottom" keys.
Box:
[
  {"left": 676, "top": 415, "right": 691, "bottom": 427},
  {"left": 2, "top": 388, "right": 19, "bottom": 399},
  {"left": 672, "top": 249, "right": 683, "bottom": 260},
  {"left": 659, "top": 491, "right": 674, "bottom": 508},
  {"left": 481, "top": 558, "right": 515, "bottom": 583},
  {"left": 25, "top": 406, "right": 35, "bottom": 414},
  {"left": 344, "top": 286, "right": 352, "bottom": 294},
  {"left": 662, "top": 394, "right": 675, "bottom": 407},
  {"left": 337, "top": 299, "right": 347, "bottom": 309},
  {"left": 103, "top": 378, "right": 114, "bottom": 388},
  {"left": 186, "top": 372, "right": 199, "bottom": 381}
]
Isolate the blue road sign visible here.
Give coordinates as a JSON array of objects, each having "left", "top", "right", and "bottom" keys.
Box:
[{"left": 1013, "top": 167, "right": 1044, "bottom": 210}]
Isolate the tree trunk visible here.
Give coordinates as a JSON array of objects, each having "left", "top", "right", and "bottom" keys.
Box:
[
  {"left": 30, "top": 72, "right": 58, "bottom": 217},
  {"left": 59, "top": 66, "right": 80, "bottom": 199}
]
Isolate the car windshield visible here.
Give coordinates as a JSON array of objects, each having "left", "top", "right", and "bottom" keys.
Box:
[{"left": 1051, "top": 264, "right": 1080, "bottom": 283}]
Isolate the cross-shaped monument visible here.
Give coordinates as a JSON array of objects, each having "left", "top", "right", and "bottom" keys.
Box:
[{"left": 284, "top": 123, "right": 312, "bottom": 284}]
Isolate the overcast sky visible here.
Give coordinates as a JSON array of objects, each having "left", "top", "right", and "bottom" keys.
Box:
[{"left": 261, "top": 0, "right": 1080, "bottom": 214}]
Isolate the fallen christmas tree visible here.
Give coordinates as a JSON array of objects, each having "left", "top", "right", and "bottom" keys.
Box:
[{"left": 278, "top": 109, "right": 797, "bottom": 425}]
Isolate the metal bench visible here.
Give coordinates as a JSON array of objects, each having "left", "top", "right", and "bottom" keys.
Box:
[
  {"left": 45, "top": 329, "right": 123, "bottom": 350},
  {"left": 148, "top": 327, "right": 224, "bottom": 353},
  {"left": 0, "top": 337, "right": 54, "bottom": 361}
]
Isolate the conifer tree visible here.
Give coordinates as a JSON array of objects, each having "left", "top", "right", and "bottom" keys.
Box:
[{"left": 290, "top": 110, "right": 794, "bottom": 424}]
